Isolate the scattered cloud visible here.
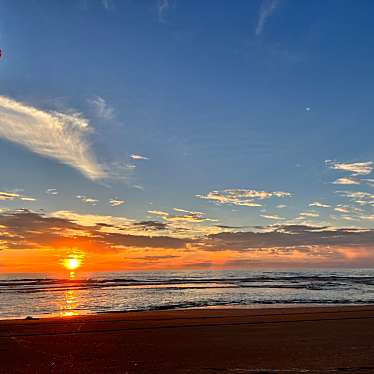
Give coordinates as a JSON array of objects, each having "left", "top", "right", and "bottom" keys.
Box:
[
  {"left": 364, "top": 179, "right": 374, "bottom": 188},
  {"left": 149, "top": 208, "right": 216, "bottom": 223},
  {"left": 255, "top": 0, "right": 280, "bottom": 36},
  {"left": 130, "top": 154, "right": 149, "bottom": 160},
  {"left": 276, "top": 204, "right": 287, "bottom": 209},
  {"left": 309, "top": 202, "right": 331, "bottom": 208},
  {"left": 76, "top": 195, "right": 98, "bottom": 206},
  {"left": 334, "top": 206, "right": 350, "bottom": 213},
  {"left": 88, "top": 96, "right": 114, "bottom": 120},
  {"left": 46, "top": 188, "right": 58, "bottom": 196},
  {"left": 333, "top": 177, "right": 360, "bottom": 185},
  {"left": 299, "top": 211, "right": 320, "bottom": 218},
  {"left": 109, "top": 198, "right": 125, "bottom": 207},
  {"left": 196, "top": 189, "right": 291, "bottom": 207},
  {"left": 0, "top": 191, "right": 35, "bottom": 202},
  {"left": 148, "top": 210, "right": 169, "bottom": 217},
  {"left": 133, "top": 221, "right": 168, "bottom": 231},
  {"left": 0, "top": 96, "right": 105, "bottom": 180},
  {"left": 337, "top": 191, "right": 374, "bottom": 206},
  {"left": 325, "top": 160, "right": 373, "bottom": 176},
  {"left": 260, "top": 214, "right": 285, "bottom": 220}
]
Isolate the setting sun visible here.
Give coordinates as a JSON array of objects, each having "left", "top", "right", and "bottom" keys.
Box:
[{"left": 63, "top": 258, "right": 81, "bottom": 271}]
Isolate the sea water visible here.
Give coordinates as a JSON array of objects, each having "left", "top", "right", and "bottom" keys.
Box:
[{"left": 1, "top": 269, "right": 374, "bottom": 319}]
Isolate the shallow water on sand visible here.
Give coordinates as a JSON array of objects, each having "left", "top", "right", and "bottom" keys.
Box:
[{"left": 1, "top": 269, "right": 374, "bottom": 319}]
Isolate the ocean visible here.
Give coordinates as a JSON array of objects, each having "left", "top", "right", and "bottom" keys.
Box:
[{"left": 1, "top": 269, "right": 374, "bottom": 319}]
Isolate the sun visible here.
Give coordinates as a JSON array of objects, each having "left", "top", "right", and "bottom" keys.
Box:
[{"left": 63, "top": 258, "right": 81, "bottom": 271}]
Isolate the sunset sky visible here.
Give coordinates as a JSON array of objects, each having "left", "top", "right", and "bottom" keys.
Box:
[{"left": 0, "top": 0, "right": 374, "bottom": 272}]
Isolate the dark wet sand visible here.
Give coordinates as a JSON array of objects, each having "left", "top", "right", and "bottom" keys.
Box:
[{"left": 1, "top": 306, "right": 374, "bottom": 373}]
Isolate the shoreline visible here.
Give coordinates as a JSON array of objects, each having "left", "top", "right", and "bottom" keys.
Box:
[
  {"left": 1, "top": 305, "right": 374, "bottom": 373},
  {"left": 1, "top": 302, "right": 373, "bottom": 321}
]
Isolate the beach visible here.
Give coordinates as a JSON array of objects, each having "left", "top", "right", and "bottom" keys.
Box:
[{"left": 1, "top": 306, "right": 374, "bottom": 373}]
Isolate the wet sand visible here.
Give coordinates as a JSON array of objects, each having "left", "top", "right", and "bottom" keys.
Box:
[{"left": 1, "top": 306, "right": 374, "bottom": 373}]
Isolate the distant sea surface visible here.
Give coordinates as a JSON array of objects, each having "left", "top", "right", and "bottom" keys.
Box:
[{"left": 1, "top": 269, "right": 374, "bottom": 319}]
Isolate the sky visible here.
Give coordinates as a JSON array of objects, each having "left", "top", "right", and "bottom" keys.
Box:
[{"left": 0, "top": 0, "right": 374, "bottom": 272}]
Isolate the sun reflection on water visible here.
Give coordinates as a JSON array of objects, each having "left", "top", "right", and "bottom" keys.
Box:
[{"left": 60, "top": 271, "right": 79, "bottom": 317}]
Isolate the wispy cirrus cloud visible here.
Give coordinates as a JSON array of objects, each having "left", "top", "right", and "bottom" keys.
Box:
[
  {"left": 325, "top": 160, "right": 373, "bottom": 176},
  {"left": 196, "top": 189, "right": 291, "bottom": 207},
  {"left": 88, "top": 96, "right": 114, "bottom": 120},
  {"left": 101, "top": 0, "right": 114, "bottom": 11},
  {"left": 255, "top": 0, "right": 280, "bottom": 36},
  {"left": 158, "top": 0, "right": 175, "bottom": 23},
  {"left": 0, "top": 96, "right": 105, "bottom": 180}
]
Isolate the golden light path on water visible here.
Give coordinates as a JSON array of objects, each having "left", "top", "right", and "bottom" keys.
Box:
[{"left": 60, "top": 253, "right": 84, "bottom": 316}]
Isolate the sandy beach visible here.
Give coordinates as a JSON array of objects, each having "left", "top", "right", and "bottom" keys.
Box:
[{"left": 0, "top": 306, "right": 374, "bottom": 373}]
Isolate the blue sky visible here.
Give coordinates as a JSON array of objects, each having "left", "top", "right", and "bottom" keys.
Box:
[{"left": 0, "top": 0, "right": 374, "bottom": 270}]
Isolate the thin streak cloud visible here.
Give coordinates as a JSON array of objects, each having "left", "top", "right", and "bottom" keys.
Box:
[
  {"left": 255, "top": 0, "right": 280, "bottom": 36},
  {"left": 0, "top": 96, "right": 105, "bottom": 180}
]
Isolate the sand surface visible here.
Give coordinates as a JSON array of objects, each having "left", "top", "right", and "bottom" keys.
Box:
[{"left": 1, "top": 306, "right": 374, "bottom": 373}]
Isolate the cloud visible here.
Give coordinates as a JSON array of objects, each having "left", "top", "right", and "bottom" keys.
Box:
[
  {"left": 261, "top": 214, "right": 285, "bottom": 220},
  {"left": 0, "top": 191, "right": 35, "bottom": 202},
  {"left": 101, "top": 0, "right": 114, "bottom": 10},
  {"left": 255, "top": 0, "right": 280, "bottom": 36},
  {"left": 299, "top": 211, "right": 319, "bottom": 218},
  {"left": 325, "top": 160, "right": 373, "bottom": 176},
  {"left": 130, "top": 255, "right": 179, "bottom": 261},
  {"left": 309, "top": 202, "right": 331, "bottom": 208},
  {"left": 334, "top": 206, "right": 350, "bottom": 213},
  {"left": 46, "top": 188, "right": 58, "bottom": 196},
  {"left": 109, "top": 198, "right": 125, "bottom": 207},
  {"left": 149, "top": 208, "right": 216, "bottom": 223},
  {"left": 337, "top": 191, "right": 374, "bottom": 206},
  {"left": 0, "top": 96, "right": 105, "bottom": 180},
  {"left": 365, "top": 179, "right": 374, "bottom": 187},
  {"left": 130, "top": 154, "right": 149, "bottom": 160},
  {"left": 88, "top": 96, "right": 114, "bottom": 120},
  {"left": 276, "top": 204, "right": 287, "bottom": 209},
  {"left": 148, "top": 210, "right": 169, "bottom": 217},
  {"left": 201, "top": 224, "right": 374, "bottom": 252},
  {"left": 76, "top": 195, "right": 98, "bottom": 206},
  {"left": 104, "top": 161, "right": 137, "bottom": 182},
  {"left": 2, "top": 210, "right": 374, "bottom": 267},
  {"left": 333, "top": 177, "right": 360, "bottom": 185},
  {"left": 158, "top": 0, "right": 175, "bottom": 23},
  {"left": 0, "top": 210, "right": 189, "bottom": 251},
  {"left": 359, "top": 214, "right": 374, "bottom": 221},
  {"left": 196, "top": 189, "right": 291, "bottom": 207},
  {"left": 133, "top": 221, "right": 168, "bottom": 231}
]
